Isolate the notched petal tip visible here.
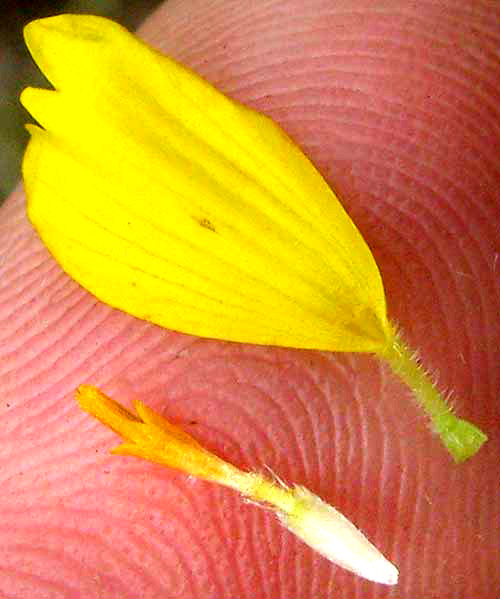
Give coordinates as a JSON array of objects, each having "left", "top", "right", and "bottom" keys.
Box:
[
  {"left": 22, "top": 14, "right": 128, "bottom": 91},
  {"left": 23, "top": 13, "right": 115, "bottom": 47},
  {"left": 20, "top": 86, "right": 36, "bottom": 112},
  {"left": 19, "top": 87, "right": 62, "bottom": 134},
  {"left": 23, "top": 122, "right": 42, "bottom": 136}
]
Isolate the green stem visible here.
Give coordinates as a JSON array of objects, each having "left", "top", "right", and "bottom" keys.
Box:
[{"left": 377, "top": 324, "right": 487, "bottom": 462}]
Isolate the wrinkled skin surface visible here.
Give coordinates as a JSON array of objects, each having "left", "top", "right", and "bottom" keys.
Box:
[{"left": 1, "top": 1, "right": 499, "bottom": 598}]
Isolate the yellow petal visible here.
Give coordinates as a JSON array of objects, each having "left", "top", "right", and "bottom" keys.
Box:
[
  {"left": 21, "top": 14, "right": 390, "bottom": 353},
  {"left": 22, "top": 15, "right": 486, "bottom": 461}
]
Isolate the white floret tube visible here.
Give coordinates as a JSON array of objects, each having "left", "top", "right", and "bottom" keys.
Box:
[{"left": 276, "top": 484, "right": 398, "bottom": 585}]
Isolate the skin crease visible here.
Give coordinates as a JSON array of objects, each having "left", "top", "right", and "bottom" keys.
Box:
[{"left": 0, "top": 0, "right": 499, "bottom": 597}]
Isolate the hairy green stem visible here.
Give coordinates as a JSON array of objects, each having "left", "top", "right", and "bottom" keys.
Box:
[{"left": 377, "top": 325, "right": 487, "bottom": 462}]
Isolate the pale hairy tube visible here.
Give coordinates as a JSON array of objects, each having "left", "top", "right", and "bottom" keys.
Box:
[{"left": 76, "top": 384, "right": 398, "bottom": 586}]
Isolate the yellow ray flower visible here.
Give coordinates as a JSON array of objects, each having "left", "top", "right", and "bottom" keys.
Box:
[
  {"left": 76, "top": 384, "right": 399, "bottom": 585},
  {"left": 20, "top": 14, "right": 486, "bottom": 461}
]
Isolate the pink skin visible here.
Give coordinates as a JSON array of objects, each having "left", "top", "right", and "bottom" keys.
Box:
[{"left": 0, "top": 1, "right": 498, "bottom": 597}]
